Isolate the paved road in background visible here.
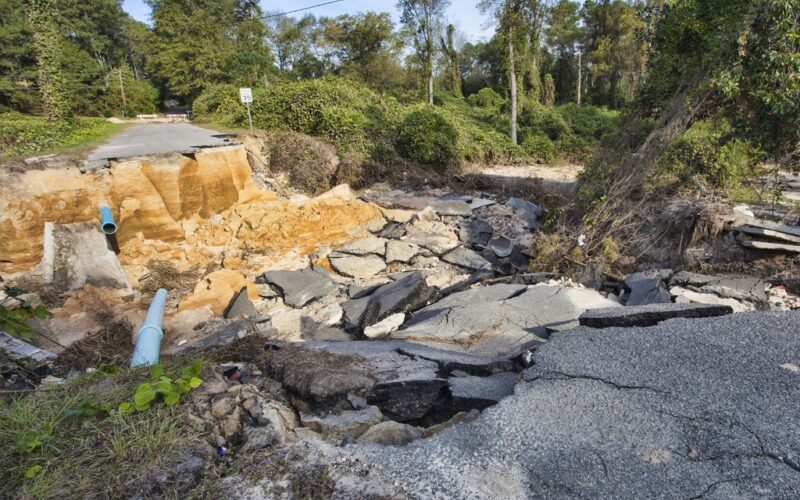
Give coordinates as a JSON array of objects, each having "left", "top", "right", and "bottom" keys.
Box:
[{"left": 85, "top": 123, "right": 231, "bottom": 168}]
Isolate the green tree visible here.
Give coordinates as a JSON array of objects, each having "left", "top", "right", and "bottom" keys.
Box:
[
  {"left": 397, "top": 0, "right": 451, "bottom": 105},
  {"left": 480, "top": 0, "right": 548, "bottom": 144},
  {"left": 321, "top": 12, "right": 404, "bottom": 89},
  {"left": 28, "top": 0, "right": 71, "bottom": 120},
  {"left": 581, "top": 0, "right": 647, "bottom": 108},
  {"left": 543, "top": 73, "right": 556, "bottom": 106},
  {"left": 545, "top": 0, "right": 583, "bottom": 103},
  {"left": 720, "top": 0, "right": 800, "bottom": 166},
  {"left": 441, "top": 24, "right": 462, "bottom": 96},
  {"left": 147, "top": 0, "right": 273, "bottom": 101}
]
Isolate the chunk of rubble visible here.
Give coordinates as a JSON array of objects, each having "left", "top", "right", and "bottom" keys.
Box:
[
  {"left": 265, "top": 341, "right": 517, "bottom": 423},
  {"left": 335, "top": 237, "right": 388, "bottom": 256},
  {"left": 393, "top": 284, "right": 621, "bottom": 356},
  {"left": 625, "top": 270, "right": 673, "bottom": 306},
  {"left": 422, "top": 409, "right": 480, "bottom": 438},
  {"left": 342, "top": 272, "right": 431, "bottom": 331},
  {"left": 363, "top": 313, "right": 406, "bottom": 339},
  {"left": 0, "top": 332, "right": 57, "bottom": 363},
  {"left": 258, "top": 268, "right": 338, "bottom": 308},
  {"left": 329, "top": 254, "right": 387, "bottom": 280},
  {"left": 740, "top": 240, "right": 800, "bottom": 253},
  {"left": 506, "top": 197, "right": 543, "bottom": 229},
  {"left": 42, "top": 222, "right": 132, "bottom": 293},
  {"left": 428, "top": 200, "right": 473, "bottom": 217},
  {"left": 300, "top": 406, "right": 383, "bottom": 438},
  {"left": 667, "top": 272, "right": 767, "bottom": 306},
  {"left": 670, "top": 287, "right": 754, "bottom": 312},
  {"left": 224, "top": 287, "right": 258, "bottom": 319},
  {"left": 469, "top": 198, "right": 497, "bottom": 210},
  {"left": 357, "top": 421, "right": 422, "bottom": 446},
  {"left": 377, "top": 222, "right": 407, "bottom": 239},
  {"left": 442, "top": 246, "right": 491, "bottom": 270},
  {"left": 579, "top": 303, "right": 733, "bottom": 328},
  {"left": 458, "top": 218, "right": 494, "bottom": 247},
  {"left": 486, "top": 235, "right": 514, "bottom": 258},
  {"left": 448, "top": 372, "right": 518, "bottom": 412},
  {"left": 385, "top": 240, "right": 421, "bottom": 264}
]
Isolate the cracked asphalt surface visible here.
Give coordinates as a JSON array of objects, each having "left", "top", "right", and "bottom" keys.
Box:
[{"left": 351, "top": 311, "right": 800, "bottom": 498}]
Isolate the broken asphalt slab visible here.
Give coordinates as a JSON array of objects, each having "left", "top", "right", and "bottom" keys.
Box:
[
  {"left": 393, "top": 284, "right": 620, "bottom": 356},
  {"left": 579, "top": 302, "right": 733, "bottom": 328},
  {"left": 345, "top": 311, "right": 800, "bottom": 498},
  {"left": 257, "top": 268, "right": 338, "bottom": 308}
]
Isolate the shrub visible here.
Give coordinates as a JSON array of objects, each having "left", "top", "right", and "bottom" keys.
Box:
[
  {"left": 520, "top": 103, "right": 571, "bottom": 141},
  {"left": 521, "top": 134, "right": 556, "bottom": 162},
  {"left": 191, "top": 83, "right": 244, "bottom": 127},
  {"left": 468, "top": 87, "right": 505, "bottom": 109},
  {"left": 556, "top": 104, "right": 619, "bottom": 141},
  {"left": 649, "top": 118, "right": 759, "bottom": 192},
  {"left": 396, "top": 106, "right": 459, "bottom": 169}
]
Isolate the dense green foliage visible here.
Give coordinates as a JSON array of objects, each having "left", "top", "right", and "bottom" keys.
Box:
[
  {"left": 146, "top": 0, "right": 273, "bottom": 101},
  {"left": 0, "top": 112, "right": 120, "bottom": 156},
  {"left": 396, "top": 106, "right": 459, "bottom": 167},
  {"left": 648, "top": 119, "right": 759, "bottom": 193},
  {"left": 28, "top": 0, "right": 71, "bottom": 120},
  {"left": 1, "top": 0, "right": 159, "bottom": 117}
]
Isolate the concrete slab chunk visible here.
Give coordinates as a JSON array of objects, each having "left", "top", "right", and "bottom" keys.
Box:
[
  {"left": 442, "top": 246, "right": 491, "bottom": 270},
  {"left": 329, "top": 254, "right": 387, "bottom": 280},
  {"left": 429, "top": 200, "right": 473, "bottom": 217},
  {"left": 44, "top": 222, "right": 131, "bottom": 292},
  {"left": 259, "top": 268, "right": 338, "bottom": 308}
]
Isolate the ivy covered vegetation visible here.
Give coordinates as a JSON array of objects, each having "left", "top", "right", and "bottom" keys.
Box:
[
  {"left": 194, "top": 78, "right": 617, "bottom": 170},
  {"left": 0, "top": 112, "right": 123, "bottom": 157}
]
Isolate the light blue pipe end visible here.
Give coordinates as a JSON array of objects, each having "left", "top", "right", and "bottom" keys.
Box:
[
  {"left": 131, "top": 289, "right": 168, "bottom": 367},
  {"left": 99, "top": 205, "right": 117, "bottom": 236}
]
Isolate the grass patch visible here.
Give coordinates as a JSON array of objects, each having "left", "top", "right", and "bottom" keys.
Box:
[
  {"left": 0, "top": 112, "right": 126, "bottom": 158},
  {"left": 0, "top": 358, "right": 208, "bottom": 499}
]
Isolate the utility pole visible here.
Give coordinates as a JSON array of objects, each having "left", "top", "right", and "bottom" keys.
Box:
[
  {"left": 576, "top": 51, "right": 582, "bottom": 105},
  {"left": 118, "top": 68, "right": 127, "bottom": 118}
]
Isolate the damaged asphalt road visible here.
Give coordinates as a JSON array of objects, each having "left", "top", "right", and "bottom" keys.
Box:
[{"left": 335, "top": 310, "right": 800, "bottom": 498}]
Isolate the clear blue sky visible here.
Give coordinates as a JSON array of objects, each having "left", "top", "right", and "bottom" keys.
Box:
[{"left": 121, "top": 0, "right": 494, "bottom": 42}]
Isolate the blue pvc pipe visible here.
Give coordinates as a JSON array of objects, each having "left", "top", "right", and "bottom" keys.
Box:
[
  {"left": 99, "top": 206, "right": 117, "bottom": 236},
  {"left": 131, "top": 289, "right": 168, "bottom": 367}
]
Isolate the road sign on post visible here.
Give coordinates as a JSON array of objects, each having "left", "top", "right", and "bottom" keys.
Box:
[{"left": 239, "top": 88, "right": 253, "bottom": 130}]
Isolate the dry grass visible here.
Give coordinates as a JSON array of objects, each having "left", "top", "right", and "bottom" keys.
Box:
[{"left": 139, "top": 260, "right": 201, "bottom": 296}]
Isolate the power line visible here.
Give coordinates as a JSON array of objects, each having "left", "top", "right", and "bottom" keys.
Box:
[{"left": 262, "top": 0, "right": 344, "bottom": 19}]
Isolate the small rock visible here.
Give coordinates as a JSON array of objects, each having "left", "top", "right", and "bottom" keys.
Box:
[
  {"left": 211, "top": 395, "right": 237, "bottom": 419},
  {"left": 258, "top": 268, "right": 338, "bottom": 308},
  {"left": 422, "top": 409, "right": 480, "bottom": 438},
  {"left": 357, "top": 421, "right": 422, "bottom": 446},
  {"left": 458, "top": 219, "right": 494, "bottom": 247},
  {"left": 429, "top": 200, "right": 473, "bottom": 217},
  {"left": 378, "top": 222, "right": 407, "bottom": 239},
  {"left": 363, "top": 313, "right": 406, "bottom": 339},
  {"left": 385, "top": 240, "right": 421, "bottom": 264},
  {"left": 335, "top": 237, "right": 389, "bottom": 257},
  {"left": 224, "top": 287, "right": 258, "bottom": 319},
  {"left": 448, "top": 372, "right": 518, "bottom": 411},
  {"left": 301, "top": 406, "right": 383, "bottom": 438},
  {"left": 329, "top": 254, "right": 387, "bottom": 280},
  {"left": 415, "top": 206, "right": 438, "bottom": 222},
  {"left": 442, "top": 246, "right": 491, "bottom": 270}
]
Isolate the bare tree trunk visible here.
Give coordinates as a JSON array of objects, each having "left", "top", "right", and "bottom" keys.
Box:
[
  {"left": 428, "top": 72, "right": 434, "bottom": 105},
  {"left": 577, "top": 51, "right": 582, "bottom": 105},
  {"left": 508, "top": 33, "right": 517, "bottom": 145}
]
